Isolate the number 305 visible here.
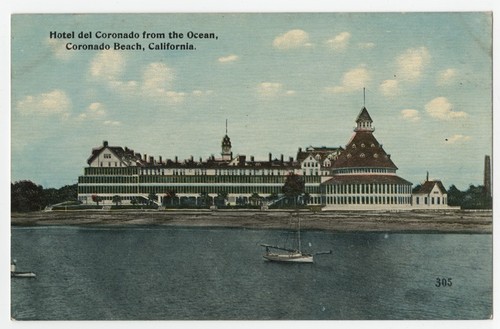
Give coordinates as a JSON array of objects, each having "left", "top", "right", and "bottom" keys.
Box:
[{"left": 435, "top": 277, "right": 452, "bottom": 287}]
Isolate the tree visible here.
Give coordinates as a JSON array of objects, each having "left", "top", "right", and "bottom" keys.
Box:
[
  {"left": 112, "top": 195, "right": 122, "bottom": 206},
  {"left": 215, "top": 191, "right": 228, "bottom": 207},
  {"left": 447, "top": 185, "right": 463, "bottom": 207},
  {"left": 11, "top": 180, "right": 44, "bottom": 212},
  {"left": 303, "top": 192, "right": 311, "bottom": 205},
  {"left": 447, "top": 184, "right": 492, "bottom": 209},
  {"left": 199, "top": 192, "right": 211, "bottom": 207},
  {"left": 91, "top": 194, "right": 103, "bottom": 206},
  {"left": 250, "top": 193, "right": 262, "bottom": 206},
  {"left": 148, "top": 192, "right": 158, "bottom": 205},
  {"left": 282, "top": 173, "right": 305, "bottom": 206}
]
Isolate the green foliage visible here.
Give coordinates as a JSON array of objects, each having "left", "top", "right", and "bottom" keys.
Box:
[
  {"left": 112, "top": 195, "right": 122, "bottom": 206},
  {"left": 448, "top": 184, "right": 492, "bottom": 209},
  {"left": 147, "top": 192, "right": 158, "bottom": 205},
  {"left": 282, "top": 173, "right": 305, "bottom": 205},
  {"left": 11, "top": 181, "right": 44, "bottom": 212},
  {"left": 12, "top": 181, "right": 78, "bottom": 212}
]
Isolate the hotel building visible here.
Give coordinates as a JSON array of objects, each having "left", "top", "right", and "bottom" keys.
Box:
[{"left": 77, "top": 107, "right": 450, "bottom": 210}]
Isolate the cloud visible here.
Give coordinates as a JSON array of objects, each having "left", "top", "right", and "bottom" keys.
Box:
[
  {"left": 257, "top": 82, "right": 283, "bottom": 96},
  {"left": 142, "top": 62, "right": 175, "bottom": 94},
  {"left": 89, "top": 54, "right": 211, "bottom": 104},
  {"left": 326, "top": 32, "right": 351, "bottom": 51},
  {"left": 90, "top": 51, "right": 125, "bottom": 81},
  {"left": 445, "top": 134, "right": 471, "bottom": 144},
  {"left": 17, "top": 89, "right": 71, "bottom": 117},
  {"left": 47, "top": 39, "right": 72, "bottom": 60},
  {"left": 401, "top": 109, "right": 420, "bottom": 122},
  {"left": 437, "top": 68, "right": 457, "bottom": 86},
  {"left": 379, "top": 79, "right": 399, "bottom": 97},
  {"left": 273, "top": 29, "right": 311, "bottom": 49},
  {"left": 218, "top": 54, "right": 239, "bottom": 63},
  {"left": 192, "top": 90, "right": 214, "bottom": 96},
  {"left": 358, "top": 42, "right": 375, "bottom": 49},
  {"left": 325, "top": 65, "right": 370, "bottom": 93},
  {"left": 425, "top": 97, "right": 467, "bottom": 120},
  {"left": 78, "top": 102, "right": 106, "bottom": 120},
  {"left": 257, "top": 82, "right": 294, "bottom": 97},
  {"left": 104, "top": 120, "right": 121, "bottom": 126},
  {"left": 396, "top": 47, "right": 431, "bottom": 81}
]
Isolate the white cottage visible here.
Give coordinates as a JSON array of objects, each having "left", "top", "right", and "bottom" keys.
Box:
[{"left": 412, "top": 180, "right": 450, "bottom": 209}]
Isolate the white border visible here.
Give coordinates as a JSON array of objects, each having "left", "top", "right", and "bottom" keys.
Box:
[{"left": 2, "top": 1, "right": 497, "bottom": 329}]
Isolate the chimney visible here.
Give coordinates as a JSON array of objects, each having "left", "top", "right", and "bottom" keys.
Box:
[
  {"left": 199, "top": 157, "right": 203, "bottom": 163},
  {"left": 144, "top": 154, "right": 147, "bottom": 162},
  {"left": 298, "top": 147, "right": 302, "bottom": 153},
  {"left": 426, "top": 171, "right": 429, "bottom": 182},
  {"left": 103, "top": 140, "right": 108, "bottom": 147},
  {"left": 289, "top": 156, "right": 293, "bottom": 163},
  {"left": 149, "top": 156, "right": 154, "bottom": 164},
  {"left": 251, "top": 156, "right": 254, "bottom": 162},
  {"left": 190, "top": 155, "right": 194, "bottom": 162},
  {"left": 269, "top": 153, "right": 272, "bottom": 162},
  {"left": 280, "top": 154, "right": 284, "bottom": 163},
  {"left": 175, "top": 156, "right": 178, "bottom": 163},
  {"left": 484, "top": 155, "right": 492, "bottom": 197},
  {"left": 159, "top": 156, "right": 162, "bottom": 164}
]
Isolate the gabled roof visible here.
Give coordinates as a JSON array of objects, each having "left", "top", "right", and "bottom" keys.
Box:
[
  {"left": 296, "top": 146, "right": 343, "bottom": 163},
  {"left": 413, "top": 180, "right": 447, "bottom": 194},
  {"left": 87, "top": 143, "right": 143, "bottom": 165},
  {"left": 332, "top": 131, "right": 397, "bottom": 169}
]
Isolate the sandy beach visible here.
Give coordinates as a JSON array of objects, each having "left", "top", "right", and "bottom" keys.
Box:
[{"left": 11, "top": 209, "right": 492, "bottom": 234}]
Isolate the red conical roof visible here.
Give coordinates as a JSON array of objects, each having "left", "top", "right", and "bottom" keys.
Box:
[{"left": 332, "top": 131, "right": 397, "bottom": 169}]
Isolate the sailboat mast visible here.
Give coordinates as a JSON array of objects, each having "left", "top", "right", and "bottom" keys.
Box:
[{"left": 298, "top": 217, "right": 301, "bottom": 252}]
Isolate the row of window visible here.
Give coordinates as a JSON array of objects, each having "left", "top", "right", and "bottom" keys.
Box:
[
  {"left": 325, "top": 183, "right": 412, "bottom": 195},
  {"left": 100, "top": 161, "right": 122, "bottom": 167},
  {"left": 79, "top": 184, "right": 321, "bottom": 195},
  {"left": 415, "top": 196, "right": 446, "bottom": 205},
  {"left": 140, "top": 168, "right": 295, "bottom": 176},
  {"left": 79, "top": 174, "right": 322, "bottom": 184},
  {"left": 79, "top": 176, "right": 139, "bottom": 184},
  {"left": 85, "top": 167, "right": 139, "bottom": 176},
  {"left": 333, "top": 168, "right": 395, "bottom": 174},
  {"left": 326, "top": 195, "right": 411, "bottom": 205}
]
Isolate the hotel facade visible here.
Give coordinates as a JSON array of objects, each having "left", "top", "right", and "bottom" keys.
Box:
[{"left": 77, "top": 107, "right": 451, "bottom": 210}]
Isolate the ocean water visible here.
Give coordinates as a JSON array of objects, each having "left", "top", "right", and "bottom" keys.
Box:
[{"left": 11, "top": 225, "right": 492, "bottom": 320}]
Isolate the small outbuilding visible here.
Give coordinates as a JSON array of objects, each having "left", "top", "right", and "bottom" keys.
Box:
[{"left": 412, "top": 179, "right": 450, "bottom": 209}]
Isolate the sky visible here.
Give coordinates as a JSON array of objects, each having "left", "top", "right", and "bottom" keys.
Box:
[{"left": 10, "top": 12, "right": 492, "bottom": 190}]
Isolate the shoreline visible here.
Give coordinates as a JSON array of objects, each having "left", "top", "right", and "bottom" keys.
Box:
[{"left": 11, "top": 209, "right": 492, "bottom": 234}]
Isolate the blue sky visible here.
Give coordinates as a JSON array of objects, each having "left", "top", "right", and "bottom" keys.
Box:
[{"left": 10, "top": 12, "right": 492, "bottom": 189}]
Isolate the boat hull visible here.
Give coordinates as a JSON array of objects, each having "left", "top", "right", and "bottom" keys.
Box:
[
  {"left": 263, "top": 253, "right": 313, "bottom": 263},
  {"left": 11, "top": 272, "right": 36, "bottom": 278}
]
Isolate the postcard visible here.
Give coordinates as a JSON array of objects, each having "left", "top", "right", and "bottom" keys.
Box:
[{"left": 10, "top": 12, "right": 492, "bottom": 322}]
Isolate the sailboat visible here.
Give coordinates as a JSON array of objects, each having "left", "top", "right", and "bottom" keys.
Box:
[
  {"left": 261, "top": 216, "right": 331, "bottom": 263},
  {"left": 11, "top": 260, "right": 36, "bottom": 278}
]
